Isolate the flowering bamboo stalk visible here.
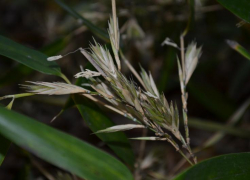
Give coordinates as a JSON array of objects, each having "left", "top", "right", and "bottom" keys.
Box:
[{"left": 0, "top": 0, "right": 202, "bottom": 166}]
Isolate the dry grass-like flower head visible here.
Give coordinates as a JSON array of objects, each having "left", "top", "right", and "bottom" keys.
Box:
[{"left": 15, "top": 0, "right": 202, "bottom": 165}]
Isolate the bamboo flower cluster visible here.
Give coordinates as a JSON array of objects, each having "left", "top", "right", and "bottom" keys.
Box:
[{"left": 13, "top": 0, "right": 202, "bottom": 165}]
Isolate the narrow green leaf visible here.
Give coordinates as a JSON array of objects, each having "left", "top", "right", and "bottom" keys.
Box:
[
  {"left": 174, "top": 153, "right": 250, "bottom": 180},
  {"left": 217, "top": 0, "right": 250, "bottom": 23},
  {"left": 0, "top": 134, "right": 11, "bottom": 165},
  {"left": 0, "top": 35, "right": 61, "bottom": 76},
  {"left": 54, "top": 0, "right": 109, "bottom": 42},
  {"left": 73, "top": 94, "right": 135, "bottom": 166},
  {"left": 226, "top": 40, "right": 250, "bottom": 60},
  {"left": 0, "top": 107, "right": 133, "bottom": 180}
]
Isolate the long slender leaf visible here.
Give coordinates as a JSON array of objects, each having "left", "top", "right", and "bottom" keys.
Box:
[
  {"left": 226, "top": 40, "right": 250, "bottom": 60},
  {"left": 0, "top": 107, "right": 133, "bottom": 180},
  {"left": 54, "top": 0, "right": 109, "bottom": 41},
  {"left": 0, "top": 35, "right": 61, "bottom": 76},
  {"left": 217, "top": 0, "right": 250, "bottom": 23},
  {"left": 73, "top": 94, "right": 135, "bottom": 166},
  {"left": 0, "top": 134, "right": 11, "bottom": 165},
  {"left": 174, "top": 153, "right": 250, "bottom": 180}
]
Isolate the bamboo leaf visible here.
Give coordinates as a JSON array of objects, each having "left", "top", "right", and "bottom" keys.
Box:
[
  {"left": 0, "top": 134, "right": 11, "bottom": 166},
  {"left": 0, "top": 35, "right": 61, "bottom": 76},
  {"left": 73, "top": 94, "right": 135, "bottom": 166},
  {"left": 0, "top": 107, "right": 133, "bottom": 180},
  {"left": 217, "top": 0, "right": 250, "bottom": 23},
  {"left": 54, "top": 0, "right": 109, "bottom": 41},
  {"left": 174, "top": 153, "right": 250, "bottom": 180},
  {"left": 226, "top": 40, "right": 250, "bottom": 60},
  {"left": 95, "top": 124, "right": 145, "bottom": 134}
]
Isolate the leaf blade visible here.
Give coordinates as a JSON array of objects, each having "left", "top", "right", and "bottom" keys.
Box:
[
  {"left": 0, "top": 134, "right": 11, "bottom": 165},
  {"left": 0, "top": 107, "right": 133, "bottom": 180},
  {"left": 73, "top": 94, "right": 135, "bottom": 166},
  {"left": 174, "top": 153, "right": 250, "bottom": 180},
  {"left": 0, "top": 35, "right": 61, "bottom": 76},
  {"left": 217, "top": 0, "right": 250, "bottom": 23},
  {"left": 54, "top": 0, "right": 109, "bottom": 41}
]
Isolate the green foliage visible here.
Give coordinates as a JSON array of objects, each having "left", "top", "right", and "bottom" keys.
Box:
[
  {"left": 0, "top": 107, "right": 133, "bottom": 180},
  {"left": 0, "top": 35, "right": 61, "bottom": 76},
  {"left": 54, "top": 0, "right": 109, "bottom": 41},
  {"left": 0, "top": 134, "right": 11, "bottom": 165},
  {"left": 174, "top": 153, "right": 250, "bottom": 180},
  {"left": 217, "top": 0, "right": 250, "bottom": 23},
  {"left": 73, "top": 93, "right": 135, "bottom": 166}
]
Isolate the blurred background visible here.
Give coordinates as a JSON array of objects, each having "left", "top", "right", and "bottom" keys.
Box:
[{"left": 0, "top": 0, "right": 250, "bottom": 179}]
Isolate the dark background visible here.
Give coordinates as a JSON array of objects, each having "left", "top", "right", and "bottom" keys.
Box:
[{"left": 0, "top": 0, "right": 250, "bottom": 179}]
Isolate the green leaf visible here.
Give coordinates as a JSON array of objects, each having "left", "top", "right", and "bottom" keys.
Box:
[
  {"left": 0, "top": 35, "right": 61, "bottom": 76},
  {"left": 174, "top": 153, "right": 250, "bottom": 180},
  {"left": 226, "top": 40, "right": 250, "bottom": 60},
  {"left": 54, "top": 0, "right": 109, "bottom": 42},
  {"left": 0, "top": 107, "right": 133, "bottom": 180},
  {"left": 0, "top": 134, "right": 11, "bottom": 165},
  {"left": 217, "top": 0, "right": 250, "bottom": 23},
  {"left": 73, "top": 94, "right": 135, "bottom": 166}
]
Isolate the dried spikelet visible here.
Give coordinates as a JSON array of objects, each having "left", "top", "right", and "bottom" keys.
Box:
[
  {"left": 130, "top": 137, "right": 167, "bottom": 141},
  {"left": 184, "top": 42, "right": 202, "bottom": 84},
  {"left": 139, "top": 66, "right": 159, "bottom": 98},
  {"left": 74, "top": 69, "right": 101, "bottom": 79},
  {"left": 161, "top": 37, "right": 179, "bottom": 49},
  {"left": 88, "top": 40, "right": 118, "bottom": 79},
  {"left": 21, "top": 81, "right": 89, "bottom": 95},
  {"left": 94, "top": 124, "right": 145, "bottom": 134},
  {"left": 108, "top": 17, "right": 121, "bottom": 70}
]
